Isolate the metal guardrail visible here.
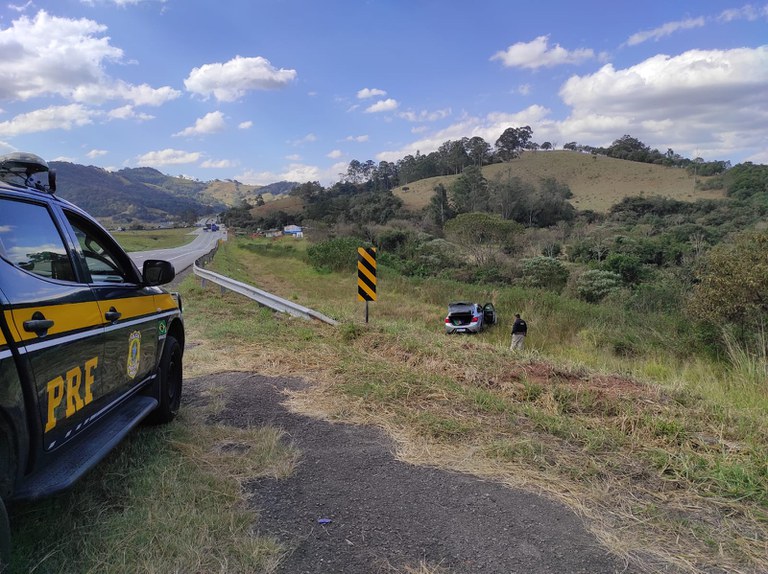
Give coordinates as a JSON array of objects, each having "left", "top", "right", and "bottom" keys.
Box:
[{"left": 192, "top": 244, "right": 338, "bottom": 326}]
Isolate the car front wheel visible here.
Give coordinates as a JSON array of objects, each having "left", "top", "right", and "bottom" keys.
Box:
[{"left": 146, "top": 335, "right": 182, "bottom": 425}]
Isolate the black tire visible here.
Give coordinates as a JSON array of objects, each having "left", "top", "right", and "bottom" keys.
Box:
[
  {"left": 146, "top": 335, "right": 182, "bottom": 425},
  {"left": 0, "top": 497, "right": 10, "bottom": 572}
]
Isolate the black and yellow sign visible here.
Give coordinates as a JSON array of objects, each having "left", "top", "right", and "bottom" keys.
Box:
[{"left": 357, "top": 247, "right": 377, "bottom": 301}]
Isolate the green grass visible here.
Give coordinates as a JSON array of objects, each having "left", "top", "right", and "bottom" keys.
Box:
[
  {"left": 9, "top": 383, "right": 299, "bottom": 573},
  {"left": 13, "top": 237, "right": 766, "bottom": 573},
  {"left": 182, "top": 237, "right": 768, "bottom": 573},
  {"left": 112, "top": 227, "right": 198, "bottom": 252}
]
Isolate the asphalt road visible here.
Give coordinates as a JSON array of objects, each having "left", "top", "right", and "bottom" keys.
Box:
[
  {"left": 188, "top": 372, "right": 636, "bottom": 574},
  {"left": 128, "top": 226, "right": 224, "bottom": 274}
]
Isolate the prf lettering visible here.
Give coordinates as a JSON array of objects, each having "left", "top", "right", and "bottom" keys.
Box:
[{"left": 45, "top": 357, "right": 98, "bottom": 432}]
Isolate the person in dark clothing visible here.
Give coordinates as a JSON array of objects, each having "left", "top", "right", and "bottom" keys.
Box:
[{"left": 510, "top": 313, "right": 527, "bottom": 350}]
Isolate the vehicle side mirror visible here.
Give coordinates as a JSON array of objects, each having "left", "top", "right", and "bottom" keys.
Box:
[{"left": 143, "top": 259, "right": 175, "bottom": 286}]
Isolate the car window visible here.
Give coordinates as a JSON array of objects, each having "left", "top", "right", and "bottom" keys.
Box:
[
  {"left": 66, "top": 212, "right": 137, "bottom": 284},
  {"left": 0, "top": 197, "right": 76, "bottom": 281}
]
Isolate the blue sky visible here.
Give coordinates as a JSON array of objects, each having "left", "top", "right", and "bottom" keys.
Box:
[{"left": 0, "top": 0, "right": 766, "bottom": 186}]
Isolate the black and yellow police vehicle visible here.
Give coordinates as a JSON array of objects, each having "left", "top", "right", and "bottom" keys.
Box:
[{"left": 0, "top": 152, "right": 185, "bottom": 564}]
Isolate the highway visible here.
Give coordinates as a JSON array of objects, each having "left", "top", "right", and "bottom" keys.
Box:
[{"left": 129, "top": 226, "right": 224, "bottom": 274}]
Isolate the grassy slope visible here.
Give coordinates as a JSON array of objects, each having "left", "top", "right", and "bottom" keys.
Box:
[
  {"left": 12, "top": 238, "right": 764, "bottom": 573},
  {"left": 393, "top": 151, "right": 724, "bottom": 213},
  {"left": 203, "top": 180, "right": 263, "bottom": 207},
  {"left": 112, "top": 227, "right": 198, "bottom": 252},
  {"left": 188, "top": 238, "right": 767, "bottom": 574}
]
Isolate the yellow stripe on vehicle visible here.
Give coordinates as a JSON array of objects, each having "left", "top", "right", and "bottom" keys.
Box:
[
  {"left": 98, "top": 294, "right": 164, "bottom": 319},
  {"left": 152, "top": 292, "right": 179, "bottom": 312},
  {"left": 10, "top": 302, "right": 103, "bottom": 342}
]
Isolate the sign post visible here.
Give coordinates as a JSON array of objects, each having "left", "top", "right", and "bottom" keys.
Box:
[{"left": 357, "top": 247, "right": 377, "bottom": 323}]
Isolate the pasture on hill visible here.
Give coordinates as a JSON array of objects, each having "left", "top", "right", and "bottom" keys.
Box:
[{"left": 394, "top": 151, "right": 724, "bottom": 213}]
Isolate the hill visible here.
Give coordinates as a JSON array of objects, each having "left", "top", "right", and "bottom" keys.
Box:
[
  {"left": 393, "top": 151, "right": 725, "bottom": 213},
  {"left": 49, "top": 162, "right": 270, "bottom": 225}
]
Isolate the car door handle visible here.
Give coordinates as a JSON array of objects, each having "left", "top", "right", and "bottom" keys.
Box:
[
  {"left": 23, "top": 311, "right": 54, "bottom": 336},
  {"left": 105, "top": 307, "right": 122, "bottom": 322}
]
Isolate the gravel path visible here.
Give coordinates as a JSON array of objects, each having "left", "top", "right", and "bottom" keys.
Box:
[{"left": 186, "top": 372, "right": 635, "bottom": 574}]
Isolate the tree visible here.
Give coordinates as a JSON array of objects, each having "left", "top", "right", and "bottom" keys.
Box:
[
  {"left": 449, "top": 166, "right": 489, "bottom": 214},
  {"left": 607, "top": 135, "right": 650, "bottom": 161},
  {"left": 465, "top": 136, "right": 491, "bottom": 167},
  {"left": 687, "top": 231, "right": 768, "bottom": 328},
  {"left": 444, "top": 212, "right": 522, "bottom": 266},
  {"left": 488, "top": 171, "right": 534, "bottom": 221},
  {"left": 540, "top": 142, "right": 552, "bottom": 151},
  {"left": 494, "top": 126, "right": 533, "bottom": 161},
  {"left": 427, "top": 183, "right": 455, "bottom": 228}
]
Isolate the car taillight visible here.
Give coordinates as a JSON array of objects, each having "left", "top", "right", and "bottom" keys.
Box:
[
  {"left": 471, "top": 316, "right": 479, "bottom": 323},
  {"left": 444, "top": 317, "right": 450, "bottom": 324}
]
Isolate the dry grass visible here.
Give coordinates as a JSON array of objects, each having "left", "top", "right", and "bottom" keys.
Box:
[
  {"left": 393, "top": 151, "right": 724, "bottom": 213},
  {"left": 178, "top": 240, "right": 768, "bottom": 574}
]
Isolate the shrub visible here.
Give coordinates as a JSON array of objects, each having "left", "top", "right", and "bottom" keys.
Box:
[
  {"left": 521, "top": 256, "right": 569, "bottom": 292},
  {"left": 576, "top": 269, "right": 622, "bottom": 303},
  {"left": 306, "top": 236, "right": 364, "bottom": 272},
  {"left": 603, "top": 252, "right": 644, "bottom": 285}
]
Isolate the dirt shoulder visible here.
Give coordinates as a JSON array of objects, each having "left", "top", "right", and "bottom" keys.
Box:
[{"left": 186, "top": 372, "right": 635, "bottom": 574}]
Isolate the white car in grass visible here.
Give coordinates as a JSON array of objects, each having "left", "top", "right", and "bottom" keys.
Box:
[{"left": 444, "top": 301, "right": 497, "bottom": 334}]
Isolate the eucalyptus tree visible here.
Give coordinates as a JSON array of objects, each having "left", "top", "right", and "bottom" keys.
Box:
[
  {"left": 449, "top": 165, "right": 489, "bottom": 214},
  {"left": 465, "top": 136, "right": 491, "bottom": 166},
  {"left": 494, "top": 126, "right": 533, "bottom": 161}
]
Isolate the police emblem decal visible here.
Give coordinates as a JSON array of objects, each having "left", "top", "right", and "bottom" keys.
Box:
[{"left": 127, "top": 331, "right": 141, "bottom": 379}]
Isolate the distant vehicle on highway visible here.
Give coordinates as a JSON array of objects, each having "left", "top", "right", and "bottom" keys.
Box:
[{"left": 444, "top": 302, "right": 497, "bottom": 334}]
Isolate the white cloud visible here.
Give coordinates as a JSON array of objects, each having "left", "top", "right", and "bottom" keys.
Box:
[
  {"left": 184, "top": 56, "right": 297, "bottom": 102},
  {"left": 626, "top": 17, "right": 706, "bottom": 46},
  {"left": 345, "top": 135, "right": 369, "bottom": 142},
  {"left": 290, "top": 133, "right": 317, "bottom": 145},
  {"left": 557, "top": 46, "right": 768, "bottom": 160},
  {"left": 236, "top": 161, "right": 345, "bottom": 186},
  {"left": 357, "top": 88, "right": 387, "bottom": 99},
  {"left": 87, "top": 149, "right": 108, "bottom": 158},
  {"left": 718, "top": 4, "right": 768, "bottom": 22},
  {"left": 491, "top": 36, "right": 594, "bottom": 69},
  {"left": 135, "top": 149, "right": 201, "bottom": 166},
  {"left": 0, "top": 11, "right": 178, "bottom": 106},
  {"left": 8, "top": 2, "right": 33, "bottom": 12},
  {"left": 398, "top": 108, "right": 452, "bottom": 122},
  {"left": 80, "top": 0, "right": 168, "bottom": 5},
  {"left": 238, "top": 121, "right": 253, "bottom": 129},
  {"left": 107, "top": 105, "right": 154, "bottom": 121},
  {"left": 71, "top": 81, "right": 180, "bottom": 106},
  {"left": 200, "top": 158, "right": 235, "bottom": 168},
  {"left": 327, "top": 149, "right": 343, "bottom": 159},
  {"left": 0, "top": 104, "right": 94, "bottom": 137},
  {"left": 365, "top": 98, "right": 398, "bottom": 113},
  {"left": 285, "top": 154, "right": 301, "bottom": 161},
  {"left": 517, "top": 84, "right": 532, "bottom": 96},
  {"left": 174, "top": 111, "right": 226, "bottom": 137}
]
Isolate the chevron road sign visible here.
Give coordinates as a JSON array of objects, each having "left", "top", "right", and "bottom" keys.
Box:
[{"left": 357, "top": 247, "right": 377, "bottom": 302}]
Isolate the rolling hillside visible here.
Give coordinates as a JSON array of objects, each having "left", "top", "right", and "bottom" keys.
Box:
[
  {"left": 49, "top": 162, "right": 270, "bottom": 225},
  {"left": 394, "top": 151, "right": 725, "bottom": 213}
]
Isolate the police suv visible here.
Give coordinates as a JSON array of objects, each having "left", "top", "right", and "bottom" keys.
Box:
[{"left": 0, "top": 153, "right": 185, "bottom": 564}]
